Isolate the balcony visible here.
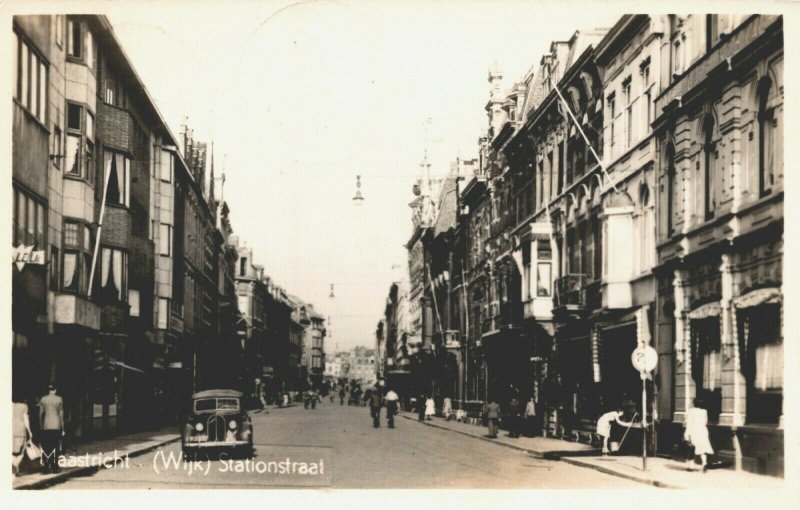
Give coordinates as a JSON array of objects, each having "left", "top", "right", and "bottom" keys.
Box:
[
  {"left": 554, "top": 274, "right": 587, "bottom": 309},
  {"left": 54, "top": 294, "right": 101, "bottom": 330}
]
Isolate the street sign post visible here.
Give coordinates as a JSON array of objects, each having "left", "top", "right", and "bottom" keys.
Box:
[{"left": 631, "top": 345, "right": 657, "bottom": 471}]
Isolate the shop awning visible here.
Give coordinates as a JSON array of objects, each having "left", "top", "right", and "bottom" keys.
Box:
[
  {"left": 688, "top": 301, "right": 721, "bottom": 320},
  {"left": 733, "top": 287, "right": 782, "bottom": 309}
]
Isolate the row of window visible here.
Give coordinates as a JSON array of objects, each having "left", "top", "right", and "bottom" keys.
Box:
[
  {"left": 13, "top": 19, "right": 98, "bottom": 126},
  {"left": 665, "top": 77, "right": 777, "bottom": 236},
  {"left": 607, "top": 60, "right": 652, "bottom": 159},
  {"left": 691, "top": 304, "right": 782, "bottom": 425},
  {"left": 13, "top": 31, "right": 48, "bottom": 124},
  {"left": 13, "top": 188, "right": 46, "bottom": 248}
]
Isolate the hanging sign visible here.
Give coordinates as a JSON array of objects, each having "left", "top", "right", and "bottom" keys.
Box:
[
  {"left": 631, "top": 345, "right": 658, "bottom": 373},
  {"left": 12, "top": 244, "right": 45, "bottom": 271}
]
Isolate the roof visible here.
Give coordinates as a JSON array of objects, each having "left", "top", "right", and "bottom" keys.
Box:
[
  {"left": 433, "top": 176, "right": 459, "bottom": 237},
  {"left": 192, "top": 389, "right": 243, "bottom": 399}
]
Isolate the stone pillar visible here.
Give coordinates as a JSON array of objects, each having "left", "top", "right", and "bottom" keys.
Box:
[
  {"left": 719, "top": 253, "right": 744, "bottom": 470},
  {"left": 672, "top": 269, "right": 693, "bottom": 423},
  {"left": 719, "top": 253, "right": 744, "bottom": 428}
]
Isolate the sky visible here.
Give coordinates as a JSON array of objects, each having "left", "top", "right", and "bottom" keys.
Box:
[{"left": 104, "top": 0, "right": 622, "bottom": 351}]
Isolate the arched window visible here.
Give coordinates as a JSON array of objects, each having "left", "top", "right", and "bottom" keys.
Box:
[
  {"left": 758, "top": 78, "right": 775, "bottom": 197},
  {"left": 666, "top": 144, "right": 677, "bottom": 237},
  {"left": 703, "top": 115, "right": 716, "bottom": 221}
]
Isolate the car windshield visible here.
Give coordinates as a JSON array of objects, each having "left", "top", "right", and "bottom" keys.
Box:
[
  {"left": 194, "top": 398, "right": 239, "bottom": 412},
  {"left": 216, "top": 398, "right": 239, "bottom": 410}
]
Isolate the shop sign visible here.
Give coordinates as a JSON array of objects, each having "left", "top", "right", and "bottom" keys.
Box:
[
  {"left": 13, "top": 244, "right": 45, "bottom": 271},
  {"left": 631, "top": 345, "right": 658, "bottom": 373}
]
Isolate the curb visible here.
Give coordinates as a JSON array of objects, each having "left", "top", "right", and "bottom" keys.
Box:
[
  {"left": 556, "top": 456, "right": 678, "bottom": 489},
  {"left": 399, "top": 413, "right": 550, "bottom": 458},
  {"left": 14, "top": 435, "right": 181, "bottom": 490},
  {"left": 399, "top": 414, "right": 679, "bottom": 489}
]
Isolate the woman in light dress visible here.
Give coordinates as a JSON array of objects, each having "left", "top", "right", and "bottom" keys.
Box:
[
  {"left": 596, "top": 407, "right": 633, "bottom": 455},
  {"left": 684, "top": 397, "right": 714, "bottom": 472},
  {"left": 424, "top": 396, "right": 436, "bottom": 420},
  {"left": 442, "top": 397, "right": 453, "bottom": 421},
  {"left": 12, "top": 396, "right": 33, "bottom": 476}
]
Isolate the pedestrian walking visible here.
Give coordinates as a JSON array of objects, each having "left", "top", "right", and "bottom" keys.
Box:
[
  {"left": 384, "top": 389, "right": 399, "bottom": 428},
  {"left": 38, "top": 384, "right": 64, "bottom": 473},
  {"left": 339, "top": 386, "right": 345, "bottom": 405},
  {"left": 508, "top": 396, "right": 522, "bottom": 438},
  {"left": 442, "top": 397, "right": 453, "bottom": 421},
  {"left": 684, "top": 397, "right": 714, "bottom": 472},
  {"left": 12, "top": 394, "right": 33, "bottom": 476},
  {"left": 484, "top": 399, "right": 501, "bottom": 439},
  {"left": 597, "top": 407, "right": 633, "bottom": 455},
  {"left": 369, "top": 388, "right": 383, "bottom": 428},
  {"left": 524, "top": 396, "right": 539, "bottom": 437},
  {"left": 424, "top": 396, "right": 435, "bottom": 420},
  {"left": 417, "top": 393, "right": 426, "bottom": 421}
]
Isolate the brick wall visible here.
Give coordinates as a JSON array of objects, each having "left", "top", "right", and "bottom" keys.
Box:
[
  {"left": 99, "top": 103, "right": 132, "bottom": 152},
  {"left": 102, "top": 205, "right": 131, "bottom": 248}
]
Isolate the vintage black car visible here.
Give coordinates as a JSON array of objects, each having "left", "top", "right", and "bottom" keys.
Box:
[{"left": 182, "top": 389, "right": 253, "bottom": 459}]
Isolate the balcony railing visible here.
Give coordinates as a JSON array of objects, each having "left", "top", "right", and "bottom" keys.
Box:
[{"left": 554, "top": 273, "right": 587, "bottom": 308}]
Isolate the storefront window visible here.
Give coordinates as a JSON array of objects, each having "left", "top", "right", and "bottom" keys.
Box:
[
  {"left": 740, "top": 304, "right": 783, "bottom": 424},
  {"left": 691, "top": 317, "right": 722, "bottom": 422}
]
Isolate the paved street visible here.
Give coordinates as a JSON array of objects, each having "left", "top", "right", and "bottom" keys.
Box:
[{"left": 52, "top": 401, "right": 640, "bottom": 489}]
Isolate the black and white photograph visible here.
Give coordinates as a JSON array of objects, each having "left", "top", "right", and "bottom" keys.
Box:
[{"left": 4, "top": 0, "right": 796, "bottom": 500}]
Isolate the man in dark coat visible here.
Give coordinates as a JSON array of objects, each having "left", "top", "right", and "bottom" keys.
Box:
[
  {"left": 508, "top": 396, "right": 522, "bottom": 438},
  {"left": 485, "top": 399, "right": 501, "bottom": 439},
  {"left": 369, "top": 388, "right": 383, "bottom": 428}
]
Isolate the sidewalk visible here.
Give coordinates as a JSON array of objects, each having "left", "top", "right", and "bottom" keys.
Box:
[
  {"left": 13, "top": 426, "right": 180, "bottom": 490},
  {"left": 399, "top": 412, "right": 783, "bottom": 489}
]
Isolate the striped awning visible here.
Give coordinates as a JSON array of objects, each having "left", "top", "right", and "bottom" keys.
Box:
[
  {"left": 688, "top": 301, "right": 721, "bottom": 320},
  {"left": 733, "top": 287, "right": 782, "bottom": 309}
]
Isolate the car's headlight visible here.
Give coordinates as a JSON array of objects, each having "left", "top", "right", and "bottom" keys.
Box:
[
  {"left": 228, "top": 420, "right": 238, "bottom": 430},
  {"left": 195, "top": 422, "right": 204, "bottom": 432}
]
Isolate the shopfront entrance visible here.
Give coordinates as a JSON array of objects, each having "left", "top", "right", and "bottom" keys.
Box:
[{"left": 600, "top": 323, "right": 640, "bottom": 412}]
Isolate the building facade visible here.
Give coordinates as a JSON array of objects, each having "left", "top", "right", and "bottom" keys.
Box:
[
  {"left": 11, "top": 15, "right": 230, "bottom": 438},
  {"left": 652, "top": 14, "right": 783, "bottom": 475},
  {"left": 382, "top": 14, "right": 784, "bottom": 478}
]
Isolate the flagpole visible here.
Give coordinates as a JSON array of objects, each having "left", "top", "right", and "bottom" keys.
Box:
[
  {"left": 88, "top": 159, "right": 112, "bottom": 298},
  {"left": 552, "top": 85, "right": 618, "bottom": 193}
]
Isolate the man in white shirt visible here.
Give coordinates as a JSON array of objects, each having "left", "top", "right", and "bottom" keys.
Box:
[{"left": 384, "top": 389, "right": 400, "bottom": 428}]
